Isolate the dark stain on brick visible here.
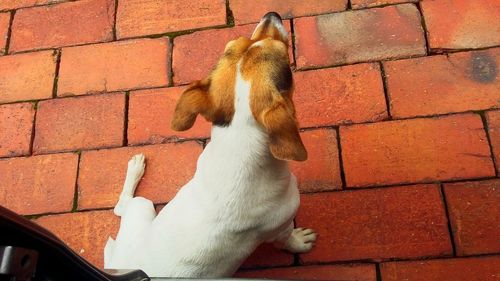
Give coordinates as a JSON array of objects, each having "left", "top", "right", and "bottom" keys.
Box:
[{"left": 470, "top": 52, "right": 497, "bottom": 83}]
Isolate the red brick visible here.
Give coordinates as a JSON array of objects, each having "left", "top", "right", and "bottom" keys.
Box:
[
  {"left": 10, "top": 0, "right": 114, "bottom": 53},
  {"left": 0, "top": 102, "right": 35, "bottom": 157},
  {"left": 172, "top": 22, "right": 292, "bottom": 85},
  {"left": 36, "top": 210, "right": 119, "bottom": 269},
  {"left": 340, "top": 114, "right": 495, "bottom": 187},
  {"left": 33, "top": 93, "right": 125, "bottom": 154},
  {"left": 58, "top": 38, "right": 169, "bottom": 96},
  {"left": 78, "top": 142, "right": 202, "bottom": 210},
  {"left": 444, "top": 179, "right": 500, "bottom": 256},
  {"left": 236, "top": 264, "right": 376, "bottom": 280},
  {"left": 0, "top": 153, "right": 78, "bottom": 215},
  {"left": 116, "top": 0, "right": 226, "bottom": 39},
  {"left": 486, "top": 110, "right": 500, "bottom": 174},
  {"left": 384, "top": 48, "right": 500, "bottom": 118},
  {"left": 294, "top": 4, "right": 426, "bottom": 69},
  {"left": 0, "top": 50, "right": 56, "bottom": 103},
  {"left": 290, "top": 129, "right": 342, "bottom": 192},
  {"left": 296, "top": 184, "right": 452, "bottom": 263},
  {"left": 0, "top": 0, "right": 69, "bottom": 11},
  {"left": 128, "top": 87, "right": 211, "bottom": 145},
  {"left": 294, "top": 63, "right": 387, "bottom": 127},
  {"left": 351, "top": 0, "right": 417, "bottom": 9},
  {"left": 240, "top": 243, "right": 293, "bottom": 269},
  {"left": 0, "top": 12, "right": 9, "bottom": 54},
  {"left": 381, "top": 256, "right": 500, "bottom": 281},
  {"left": 421, "top": 0, "right": 500, "bottom": 50},
  {"left": 231, "top": 0, "right": 347, "bottom": 25}
]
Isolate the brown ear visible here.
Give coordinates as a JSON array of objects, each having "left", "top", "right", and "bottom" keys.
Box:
[
  {"left": 171, "top": 80, "right": 211, "bottom": 131},
  {"left": 259, "top": 99, "right": 307, "bottom": 161}
]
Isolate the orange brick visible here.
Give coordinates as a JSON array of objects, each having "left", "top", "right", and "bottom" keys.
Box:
[
  {"left": 294, "top": 63, "right": 387, "bottom": 127},
  {"left": 230, "top": 0, "right": 347, "bottom": 25},
  {"left": 0, "top": 12, "right": 9, "bottom": 54},
  {"left": 421, "top": 0, "right": 500, "bottom": 50},
  {"left": 0, "top": 102, "right": 34, "bottom": 157},
  {"left": 36, "top": 210, "right": 119, "bottom": 269},
  {"left": 116, "top": 0, "right": 226, "bottom": 39},
  {"left": 0, "top": 0, "right": 69, "bottom": 11},
  {"left": 444, "top": 179, "right": 500, "bottom": 256},
  {"left": 58, "top": 38, "right": 169, "bottom": 96},
  {"left": 294, "top": 4, "right": 426, "bottom": 69},
  {"left": 33, "top": 93, "right": 125, "bottom": 154},
  {"left": 172, "top": 22, "right": 292, "bottom": 85},
  {"left": 10, "top": 0, "right": 114, "bottom": 53},
  {"left": 290, "top": 129, "right": 342, "bottom": 192},
  {"left": 0, "top": 153, "right": 78, "bottom": 215},
  {"left": 128, "top": 87, "right": 211, "bottom": 145},
  {"left": 0, "top": 50, "right": 56, "bottom": 103},
  {"left": 384, "top": 48, "right": 500, "bottom": 118},
  {"left": 340, "top": 114, "right": 495, "bottom": 187},
  {"left": 296, "top": 184, "right": 452, "bottom": 263},
  {"left": 236, "top": 264, "right": 376, "bottom": 280},
  {"left": 78, "top": 142, "right": 202, "bottom": 210},
  {"left": 351, "top": 0, "right": 417, "bottom": 9},
  {"left": 240, "top": 243, "right": 293, "bottom": 269},
  {"left": 486, "top": 110, "right": 500, "bottom": 174},
  {"left": 381, "top": 256, "right": 500, "bottom": 281}
]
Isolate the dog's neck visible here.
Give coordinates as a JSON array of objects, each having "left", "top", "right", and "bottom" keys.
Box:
[{"left": 194, "top": 69, "right": 290, "bottom": 194}]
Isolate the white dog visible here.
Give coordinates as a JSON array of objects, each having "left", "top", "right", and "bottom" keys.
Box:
[{"left": 104, "top": 12, "right": 317, "bottom": 278}]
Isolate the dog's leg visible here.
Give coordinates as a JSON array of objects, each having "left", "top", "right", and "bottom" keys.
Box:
[
  {"left": 273, "top": 223, "right": 317, "bottom": 253},
  {"left": 114, "top": 153, "right": 146, "bottom": 216}
]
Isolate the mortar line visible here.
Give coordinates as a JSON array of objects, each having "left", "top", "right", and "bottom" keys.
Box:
[
  {"left": 28, "top": 101, "right": 38, "bottom": 155},
  {"left": 71, "top": 152, "right": 81, "bottom": 212},
  {"left": 51, "top": 49, "right": 62, "bottom": 99},
  {"left": 375, "top": 263, "right": 383, "bottom": 281},
  {"left": 479, "top": 112, "right": 499, "bottom": 177},
  {"left": 113, "top": 0, "right": 119, "bottom": 40},
  {"left": 123, "top": 91, "right": 130, "bottom": 146},
  {"left": 439, "top": 184, "right": 457, "bottom": 256},
  {"left": 415, "top": 1, "right": 431, "bottom": 54},
  {"left": 335, "top": 127, "right": 347, "bottom": 189},
  {"left": 379, "top": 62, "right": 393, "bottom": 119},
  {"left": 4, "top": 10, "right": 15, "bottom": 54}
]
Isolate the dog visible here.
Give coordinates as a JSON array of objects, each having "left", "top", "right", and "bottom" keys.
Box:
[{"left": 103, "top": 12, "right": 317, "bottom": 278}]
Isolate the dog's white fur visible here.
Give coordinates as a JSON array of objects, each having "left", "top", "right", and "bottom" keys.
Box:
[{"left": 104, "top": 18, "right": 316, "bottom": 278}]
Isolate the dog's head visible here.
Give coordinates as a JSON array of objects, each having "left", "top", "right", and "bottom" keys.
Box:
[{"left": 171, "top": 12, "right": 307, "bottom": 162}]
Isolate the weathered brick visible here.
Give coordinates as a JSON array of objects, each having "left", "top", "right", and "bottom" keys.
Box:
[
  {"left": 340, "top": 114, "right": 495, "bottom": 187},
  {"left": 116, "top": 0, "right": 226, "bottom": 39},
  {"left": 58, "top": 38, "right": 169, "bottom": 96},
  {"left": 0, "top": 0, "right": 69, "bottom": 11},
  {"left": 421, "top": 0, "right": 500, "bottom": 50},
  {"left": 381, "top": 256, "right": 500, "bottom": 281},
  {"left": 172, "top": 22, "right": 291, "bottom": 85},
  {"left": 294, "top": 63, "right": 387, "bottom": 127},
  {"left": 0, "top": 102, "right": 34, "bottom": 157},
  {"left": 33, "top": 93, "right": 124, "bottom": 154},
  {"left": 36, "top": 210, "right": 119, "bottom": 269},
  {"left": 241, "top": 243, "right": 293, "bottom": 269},
  {"left": 0, "top": 12, "right": 9, "bottom": 54},
  {"left": 290, "top": 129, "right": 342, "bottom": 192},
  {"left": 236, "top": 264, "right": 376, "bottom": 280},
  {"left": 0, "top": 153, "right": 78, "bottom": 215},
  {"left": 10, "top": 0, "right": 114, "bottom": 52},
  {"left": 128, "top": 87, "right": 211, "bottom": 145},
  {"left": 444, "top": 179, "right": 500, "bottom": 256},
  {"left": 296, "top": 184, "right": 452, "bottom": 263},
  {"left": 351, "top": 0, "right": 417, "bottom": 9},
  {"left": 0, "top": 50, "right": 56, "bottom": 103},
  {"left": 78, "top": 142, "right": 202, "bottom": 210},
  {"left": 294, "top": 4, "right": 426, "bottom": 69},
  {"left": 385, "top": 48, "right": 500, "bottom": 118},
  {"left": 486, "top": 110, "right": 500, "bottom": 174},
  {"left": 230, "top": 0, "right": 347, "bottom": 25}
]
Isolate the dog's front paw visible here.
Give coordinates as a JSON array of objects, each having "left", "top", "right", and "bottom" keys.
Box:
[
  {"left": 284, "top": 227, "right": 317, "bottom": 253},
  {"left": 127, "top": 153, "right": 146, "bottom": 181}
]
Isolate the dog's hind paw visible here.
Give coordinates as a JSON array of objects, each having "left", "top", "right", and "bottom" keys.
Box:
[
  {"left": 127, "top": 153, "right": 146, "bottom": 181},
  {"left": 284, "top": 227, "right": 317, "bottom": 253}
]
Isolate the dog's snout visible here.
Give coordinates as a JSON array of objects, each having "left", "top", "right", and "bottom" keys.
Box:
[
  {"left": 251, "top": 11, "right": 288, "bottom": 44},
  {"left": 262, "top": 12, "right": 282, "bottom": 22}
]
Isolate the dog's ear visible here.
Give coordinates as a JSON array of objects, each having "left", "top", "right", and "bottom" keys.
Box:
[
  {"left": 258, "top": 96, "right": 307, "bottom": 161},
  {"left": 171, "top": 79, "right": 211, "bottom": 131}
]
